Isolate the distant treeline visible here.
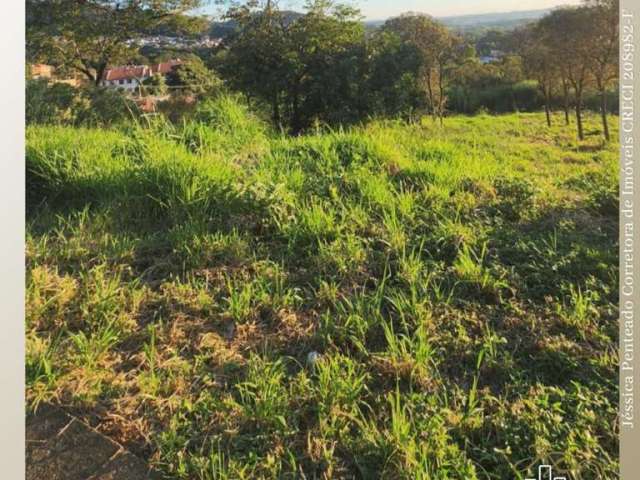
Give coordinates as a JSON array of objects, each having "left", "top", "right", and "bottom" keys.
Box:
[
  {"left": 26, "top": 1, "right": 618, "bottom": 139},
  {"left": 206, "top": 0, "right": 617, "bottom": 139},
  {"left": 449, "top": 81, "right": 619, "bottom": 116}
]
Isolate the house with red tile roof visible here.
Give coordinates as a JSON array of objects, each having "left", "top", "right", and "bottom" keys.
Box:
[
  {"left": 151, "top": 59, "right": 183, "bottom": 75},
  {"left": 100, "top": 60, "right": 182, "bottom": 93}
]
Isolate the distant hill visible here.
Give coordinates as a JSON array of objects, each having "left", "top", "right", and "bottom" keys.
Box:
[
  {"left": 208, "top": 8, "right": 554, "bottom": 39},
  {"left": 208, "top": 10, "right": 303, "bottom": 38},
  {"left": 365, "top": 8, "right": 553, "bottom": 32},
  {"left": 439, "top": 9, "right": 553, "bottom": 32}
]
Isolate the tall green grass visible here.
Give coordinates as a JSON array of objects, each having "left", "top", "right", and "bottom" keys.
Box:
[{"left": 26, "top": 97, "right": 619, "bottom": 479}]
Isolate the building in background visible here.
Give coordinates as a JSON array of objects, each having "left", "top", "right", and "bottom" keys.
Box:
[
  {"left": 29, "top": 64, "right": 85, "bottom": 87},
  {"left": 100, "top": 60, "right": 182, "bottom": 93},
  {"left": 30, "top": 64, "right": 54, "bottom": 79},
  {"left": 100, "top": 65, "right": 150, "bottom": 92}
]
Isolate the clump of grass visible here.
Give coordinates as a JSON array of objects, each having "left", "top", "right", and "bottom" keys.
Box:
[
  {"left": 234, "top": 354, "right": 291, "bottom": 433},
  {"left": 378, "top": 319, "right": 436, "bottom": 386},
  {"left": 557, "top": 283, "right": 601, "bottom": 331},
  {"left": 223, "top": 275, "right": 256, "bottom": 324},
  {"left": 185, "top": 94, "right": 269, "bottom": 158},
  {"left": 70, "top": 323, "right": 120, "bottom": 369},
  {"left": 26, "top": 333, "right": 60, "bottom": 409},
  {"left": 453, "top": 243, "right": 509, "bottom": 301}
]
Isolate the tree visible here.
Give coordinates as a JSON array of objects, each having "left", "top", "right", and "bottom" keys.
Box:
[
  {"left": 219, "top": 0, "right": 292, "bottom": 128},
  {"left": 560, "top": 73, "right": 572, "bottom": 126},
  {"left": 285, "top": 2, "right": 366, "bottom": 132},
  {"left": 367, "top": 29, "right": 425, "bottom": 118},
  {"left": 519, "top": 25, "right": 558, "bottom": 127},
  {"left": 449, "top": 59, "right": 502, "bottom": 114},
  {"left": 497, "top": 55, "right": 525, "bottom": 112},
  {"left": 538, "top": 7, "right": 593, "bottom": 140},
  {"left": 27, "top": 0, "right": 204, "bottom": 85},
  {"left": 475, "top": 29, "right": 509, "bottom": 57},
  {"left": 166, "top": 56, "right": 222, "bottom": 96},
  {"left": 383, "top": 14, "right": 461, "bottom": 123},
  {"left": 584, "top": 0, "right": 619, "bottom": 141},
  {"left": 220, "top": 0, "right": 366, "bottom": 133},
  {"left": 142, "top": 73, "right": 169, "bottom": 96}
]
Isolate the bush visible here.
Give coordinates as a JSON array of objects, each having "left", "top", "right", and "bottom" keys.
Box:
[
  {"left": 589, "top": 184, "right": 618, "bottom": 216},
  {"left": 166, "top": 56, "right": 223, "bottom": 97},
  {"left": 447, "top": 82, "right": 542, "bottom": 115},
  {"left": 584, "top": 89, "right": 619, "bottom": 115},
  {"left": 75, "top": 88, "right": 140, "bottom": 127},
  {"left": 564, "top": 170, "right": 618, "bottom": 217},
  {"left": 26, "top": 79, "right": 80, "bottom": 125},
  {"left": 26, "top": 80, "right": 139, "bottom": 127},
  {"left": 512, "top": 81, "right": 544, "bottom": 112},
  {"left": 142, "top": 73, "right": 169, "bottom": 96},
  {"left": 156, "top": 95, "right": 199, "bottom": 123}
]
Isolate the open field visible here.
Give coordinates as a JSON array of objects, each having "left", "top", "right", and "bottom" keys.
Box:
[{"left": 26, "top": 103, "right": 619, "bottom": 479}]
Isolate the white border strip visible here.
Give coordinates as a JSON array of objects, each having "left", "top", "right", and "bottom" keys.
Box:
[{"left": 0, "top": 0, "right": 25, "bottom": 478}]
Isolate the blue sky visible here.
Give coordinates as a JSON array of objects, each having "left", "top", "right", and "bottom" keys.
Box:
[{"left": 197, "top": 0, "right": 582, "bottom": 20}]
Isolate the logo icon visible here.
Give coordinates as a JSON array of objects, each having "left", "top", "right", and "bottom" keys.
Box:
[{"left": 525, "top": 465, "right": 567, "bottom": 480}]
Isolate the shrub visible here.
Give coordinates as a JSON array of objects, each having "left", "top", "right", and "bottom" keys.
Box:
[
  {"left": 26, "top": 80, "right": 139, "bottom": 127},
  {"left": 75, "top": 87, "right": 140, "bottom": 127},
  {"left": 26, "top": 79, "right": 80, "bottom": 125},
  {"left": 142, "top": 73, "right": 168, "bottom": 96},
  {"left": 156, "top": 95, "right": 198, "bottom": 123},
  {"left": 165, "top": 56, "right": 222, "bottom": 96}
]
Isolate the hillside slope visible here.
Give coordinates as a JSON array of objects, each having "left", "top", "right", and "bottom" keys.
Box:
[{"left": 26, "top": 106, "right": 619, "bottom": 479}]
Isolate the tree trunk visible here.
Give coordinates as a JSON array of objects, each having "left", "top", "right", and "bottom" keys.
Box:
[
  {"left": 540, "top": 83, "right": 551, "bottom": 127},
  {"left": 94, "top": 63, "right": 108, "bottom": 87},
  {"left": 563, "top": 80, "right": 570, "bottom": 125},
  {"left": 272, "top": 92, "right": 281, "bottom": 130},
  {"left": 292, "top": 96, "right": 301, "bottom": 135},
  {"left": 437, "top": 65, "right": 445, "bottom": 125},
  {"left": 425, "top": 72, "right": 436, "bottom": 120},
  {"left": 600, "top": 88, "right": 610, "bottom": 142},
  {"left": 544, "top": 93, "right": 551, "bottom": 127},
  {"left": 575, "top": 89, "right": 584, "bottom": 141},
  {"left": 291, "top": 80, "right": 302, "bottom": 135},
  {"left": 75, "top": 66, "right": 97, "bottom": 85}
]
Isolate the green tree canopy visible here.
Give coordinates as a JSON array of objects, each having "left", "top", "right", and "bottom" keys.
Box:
[
  {"left": 27, "top": 0, "right": 205, "bottom": 85},
  {"left": 166, "top": 55, "right": 223, "bottom": 96},
  {"left": 382, "top": 14, "right": 462, "bottom": 122},
  {"left": 219, "top": 0, "right": 366, "bottom": 133},
  {"left": 537, "top": 7, "right": 594, "bottom": 139}
]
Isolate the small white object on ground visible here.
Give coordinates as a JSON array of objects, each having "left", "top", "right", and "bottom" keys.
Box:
[{"left": 307, "top": 351, "right": 321, "bottom": 367}]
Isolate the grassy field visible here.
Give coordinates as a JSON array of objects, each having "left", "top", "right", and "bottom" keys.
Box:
[{"left": 26, "top": 100, "right": 619, "bottom": 479}]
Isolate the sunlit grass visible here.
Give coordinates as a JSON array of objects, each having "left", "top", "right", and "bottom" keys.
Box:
[{"left": 26, "top": 102, "right": 619, "bottom": 479}]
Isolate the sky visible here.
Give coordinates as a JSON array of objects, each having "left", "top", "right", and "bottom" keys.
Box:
[{"left": 197, "top": 0, "right": 583, "bottom": 20}]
